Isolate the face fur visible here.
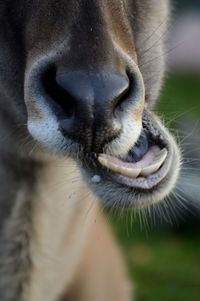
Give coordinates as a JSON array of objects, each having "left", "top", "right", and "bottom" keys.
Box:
[{"left": 0, "top": 0, "right": 181, "bottom": 208}]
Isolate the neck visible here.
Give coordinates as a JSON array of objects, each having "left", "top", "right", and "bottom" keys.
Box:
[
  {"left": 23, "top": 154, "right": 98, "bottom": 301},
  {"left": 0, "top": 134, "right": 98, "bottom": 301}
]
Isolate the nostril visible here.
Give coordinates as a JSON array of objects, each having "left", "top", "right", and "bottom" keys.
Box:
[
  {"left": 113, "top": 78, "right": 130, "bottom": 108},
  {"left": 113, "top": 72, "right": 136, "bottom": 114},
  {"left": 42, "top": 67, "right": 75, "bottom": 118}
]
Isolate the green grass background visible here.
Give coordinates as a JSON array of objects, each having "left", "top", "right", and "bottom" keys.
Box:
[{"left": 109, "top": 73, "right": 200, "bottom": 301}]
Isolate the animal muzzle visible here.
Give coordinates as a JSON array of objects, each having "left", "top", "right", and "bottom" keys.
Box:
[{"left": 25, "top": 51, "right": 145, "bottom": 154}]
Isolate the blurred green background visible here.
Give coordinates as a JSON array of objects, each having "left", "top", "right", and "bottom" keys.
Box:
[
  {"left": 109, "top": 0, "right": 200, "bottom": 298},
  {"left": 108, "top": 74, "right": 200, "bottom": 301}
]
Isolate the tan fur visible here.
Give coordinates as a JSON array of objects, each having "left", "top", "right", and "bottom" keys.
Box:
[
  {"left": 60, "top": 214, "right": 132, "bottom": 301},
  {"left": 23, "top": 155, "right": 131, "bottom": 301},
  {"left": 102, "top": 1, "right": 136, "bottom": 59}
]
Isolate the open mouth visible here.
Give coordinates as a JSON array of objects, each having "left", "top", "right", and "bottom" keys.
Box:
[
  {"left": 94, "top": 116, "right": 173, "bottom": 190},
  {"left": 79, "top": 111, "right": 180, "bottom": 208}
]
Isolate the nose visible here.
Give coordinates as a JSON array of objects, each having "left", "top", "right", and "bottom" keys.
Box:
[{"left": 44, "top": 69, "right": 129, "bottom": 151}]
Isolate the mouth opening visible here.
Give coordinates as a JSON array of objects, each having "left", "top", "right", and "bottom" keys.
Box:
[{"left": 95, "top": 122, "right": 171, "bottom": 190}]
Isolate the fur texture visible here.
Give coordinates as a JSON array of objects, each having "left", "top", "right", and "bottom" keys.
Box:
[{"left": 0, "top": 1, "right": 181, "bottom": 300}]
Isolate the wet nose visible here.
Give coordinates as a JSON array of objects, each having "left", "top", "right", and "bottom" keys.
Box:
[{"left": 44, "top": 69, "right": 129, "bottom": 150}]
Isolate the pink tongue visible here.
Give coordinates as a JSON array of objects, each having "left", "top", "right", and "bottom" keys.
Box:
[{"left": 101, "top": 146, "right": 160, "bottom": 169}]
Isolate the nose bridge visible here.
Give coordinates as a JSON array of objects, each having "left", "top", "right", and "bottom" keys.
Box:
[
  {"left": 27, "top": 0, "right": 136, "bottom": 74},
  {"left": 67, "top": 3, "right": 112, "bottom": 68},
  {"left": 56, "top": 1, "right": 131, "bottom": 73}
]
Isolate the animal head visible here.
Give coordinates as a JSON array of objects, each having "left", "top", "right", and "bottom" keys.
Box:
[{"left": 0, "top": 0, "right": 181, "bottom": 208}]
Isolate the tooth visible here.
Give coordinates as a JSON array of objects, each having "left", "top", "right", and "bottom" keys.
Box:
[
  {"left": 98, "top": 156, "right": 141, "bottom": 178},
  {"left": 156, "top": 148, "right": 168, "bottom": 161},
  {"left": 141, "top": 148, "right": 168, "bottom": 176}
]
